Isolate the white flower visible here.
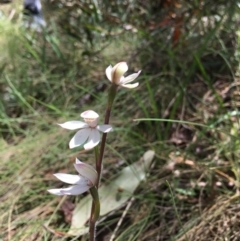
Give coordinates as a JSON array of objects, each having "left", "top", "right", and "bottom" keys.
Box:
[
  {"left": 48, "top": 158, "right": 97, "bottom": 196},
  {"left": 105, "top": 62, "right": 141, "bottom": 89},
  {"left": 59, "top": 110, "right": 112, "bottom": 150}
]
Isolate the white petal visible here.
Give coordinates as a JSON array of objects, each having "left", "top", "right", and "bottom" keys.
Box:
[
  {"left": 60, "top": 185, "right": 90, "bottom": 195},
  {"left": 83, "top": 129, "right": 100, "bottom": 150},
  {"left": 53, "top": 173, "right": 85, "bottom": 185},
  {"left": 97, "top": 125, "right": 113, "bottom": 133},
  {"left": 75, "top": 158, "right": 82, "bottom": 164},
  {"left": 69, "top": 128, "right": 90, "bottom": 149},
  {"left": 74, "top": 158, "right": 96, "bottom": 171},
  {"left": 121, "top": 71, "right": 141, "bottom": 84},
  {"left": 58, "top": 121, "right": 87, "bottom": 130},
  {"left": 48, "top": 188, "right": 66, "bottom": 196},
  {"left": 122, "top": 82, "right": 139, "bottom": 89},
  {"left": 105, "top": 65, "right": 113, "bottom": 81},
  {"left": 74, "top": 159, "right": 98, "bottom": 185},
  {"left": 48, "top": 185, "right": 90, "bottom": 196}
]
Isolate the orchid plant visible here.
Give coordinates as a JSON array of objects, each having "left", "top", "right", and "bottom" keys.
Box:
[{"left": 48, "top": 62, "right": 141, "bottom": 241}]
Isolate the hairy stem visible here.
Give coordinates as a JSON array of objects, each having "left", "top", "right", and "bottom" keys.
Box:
[
  {"left": 89, "top": 147, "right": 99, "bottom": 241},
  {"left": 89, "top": 84, "right": 117, "bottom": 241},
  {"left": 96, "top": 84, "right": 117, "bottom": 187},
  {"left": 89, "top": 219, "right": 96, "bottom": 241},
  {"left": 89, "top": 187, "right": 100, "bottom": 241}
]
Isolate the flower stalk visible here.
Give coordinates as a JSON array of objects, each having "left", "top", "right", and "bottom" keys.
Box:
[
  {"left": 89, "top": 83, "right": 117, "bottom": 241},
  {"left": 89, "top": 187, "right": 100, "bottom": 241},
  {"left": 89, "top": 187, "right": 100, "bottom": 222},
  {"left": 97, "top": 83, "right": 117, "bottom": 187}
]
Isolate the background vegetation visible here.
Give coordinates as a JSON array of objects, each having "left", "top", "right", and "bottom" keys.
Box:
[{"left": 1, "top": 0, "right": 240, "bottom": 240}]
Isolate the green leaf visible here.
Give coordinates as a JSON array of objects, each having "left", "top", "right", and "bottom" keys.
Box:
[{"left": 68, "top": 150, "right": 155, "bottom": 236}]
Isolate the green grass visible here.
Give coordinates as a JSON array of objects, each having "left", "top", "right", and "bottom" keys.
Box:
[{"left": 1, "top": 1, "right": 240, "bottom": 240}]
